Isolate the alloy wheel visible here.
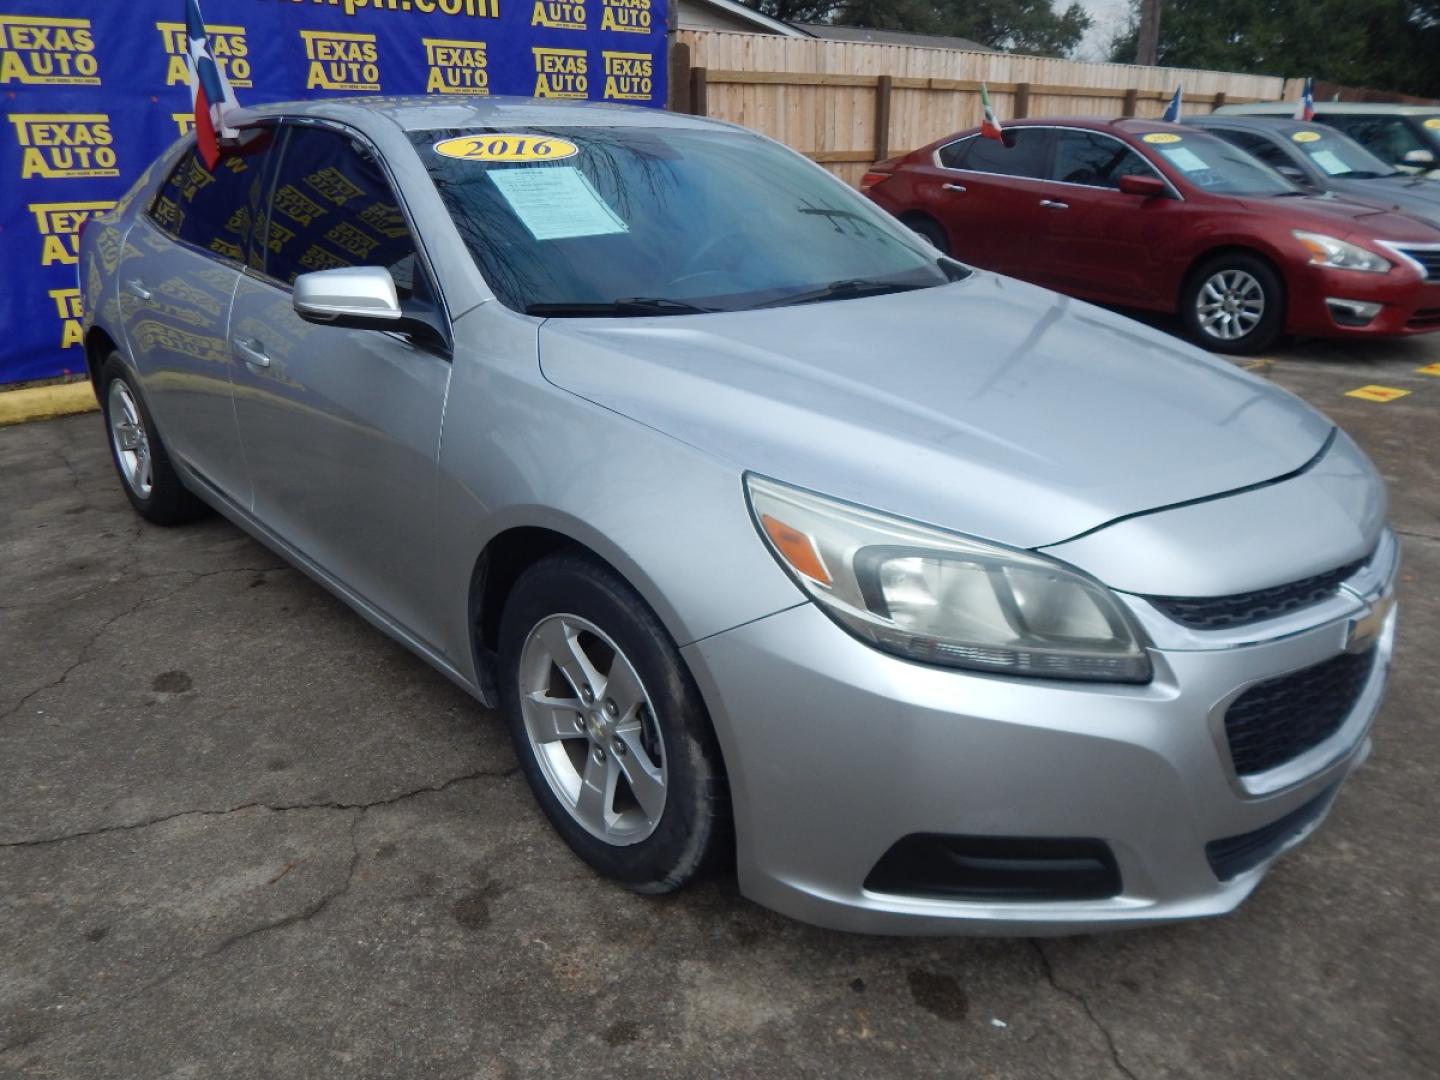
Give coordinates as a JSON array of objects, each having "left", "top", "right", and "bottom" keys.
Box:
[
  {"left": 1195, "top": 269, "right": 1266, "bottom": 342},
  {"left": 518, "top": 613, "right": 667, "bottom": 845},
  {"left": 107, "top": 378, "right": 153, "bottom": 499}
]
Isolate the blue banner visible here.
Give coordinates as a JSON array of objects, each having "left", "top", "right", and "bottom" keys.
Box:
[{"left": 0, "top": 0, "right": 668, "bottom": 385}]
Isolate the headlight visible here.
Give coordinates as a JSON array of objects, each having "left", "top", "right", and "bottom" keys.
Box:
[
  {"left": 746, "top": 476, "right": 1151, "bottom": 683},
  {"left": 1293, "top": 230, "right": 1391, "bottom": 273}
]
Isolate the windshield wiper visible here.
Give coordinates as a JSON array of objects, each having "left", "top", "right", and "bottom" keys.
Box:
[
  {"left": 525, "top": 297, "right": 716, "bottom": 317},
  {"left": 754, "top": 278, "right": 927, "bottom": 309}
]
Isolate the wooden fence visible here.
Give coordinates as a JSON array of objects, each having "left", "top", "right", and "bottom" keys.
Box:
[{"left": 671, "top": 30, "right": 1289, "bottom": 186}]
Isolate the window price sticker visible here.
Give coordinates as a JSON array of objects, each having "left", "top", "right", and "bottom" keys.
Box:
[{"left": 488, "top": 166, "right": 628, "bottom": 241}]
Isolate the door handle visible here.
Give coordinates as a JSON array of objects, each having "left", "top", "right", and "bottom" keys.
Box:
[
  {"left": 943, "top": 182, "right": 967, "bottom": 193},
  {"left": 233, "top": 337, "right": 271, "bottom": 369},
  {"left": 125, "top": 279, "right": 152, "bottom": 302},
  {"left": 1039, "top": 199, "right": 1070, "bottom": 210}
]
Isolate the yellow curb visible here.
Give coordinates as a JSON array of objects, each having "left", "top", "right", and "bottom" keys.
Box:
[{"left": 0, "top": 381, "right": 98, "bottom": 427}]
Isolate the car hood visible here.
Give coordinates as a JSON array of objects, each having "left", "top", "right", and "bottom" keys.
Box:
[
  {"left": 537, "top": 273, "right": 1333, "bottom": 550},
  {"left": 1233, "top": 193, "right": 1440, "bottom": 241},
  {"left": 1334, "top": 176, "right": 1440, "bottom": 227}
]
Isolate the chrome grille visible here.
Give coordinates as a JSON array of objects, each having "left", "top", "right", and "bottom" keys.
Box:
[
  {"left": 1146, "top": 558, "right": 1365, "bottom": 631},
  {"left": 1397, "top": 247, "right": 1440, "bottom": 280}
]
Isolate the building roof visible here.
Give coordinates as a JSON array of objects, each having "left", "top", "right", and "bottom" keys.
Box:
[
  {"left": 677, "top": 0, "right": 807, "bottom": 37},
  {"left": 791, "top": 22, "right": 993, "bottom": 53}
]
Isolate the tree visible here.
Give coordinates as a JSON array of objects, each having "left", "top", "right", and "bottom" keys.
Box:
[
  {"left": 740, "top": 1, "right": 1094, "bottom": 58},
  {"left": 917, "top": 0, "right": 1093, "bottom": 57},
  {"left": 1108, "top": 0, "right": 1440, "bottom": 99},
  {"left": 739, "top": 0, "right": 844, "bottom": 22}
]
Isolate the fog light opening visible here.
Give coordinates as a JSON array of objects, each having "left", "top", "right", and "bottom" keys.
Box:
[{"left": 1325, "top": 298, "right": 1383, "bottom": 327}]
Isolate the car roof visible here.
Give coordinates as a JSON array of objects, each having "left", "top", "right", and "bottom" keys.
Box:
[
  {"left": 241, "top": 94, "right": 724, "bottom": 133},
  {"left": 1184, "top": 115, "right": 1332, "bottom": 138},
  {"left": 954, "top": 117, "right": 1197, "bottom": 139},
  {"left": 1216, "top": 101, "right": 1440, "bottom": 116}
]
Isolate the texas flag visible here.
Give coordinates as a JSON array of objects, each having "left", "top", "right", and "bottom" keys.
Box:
[
  {"left": 185, "top": 0, "right": 240, "bottom": 169},
  {"left": 1162, "top": 85, "right": 1183, "bottom": 123},
  {"left": 1294, "top": 77, "right": 1315, "bottom": 122}
]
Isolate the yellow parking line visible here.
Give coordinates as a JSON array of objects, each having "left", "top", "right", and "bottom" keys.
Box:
[
  {"left": 1344, "top": 385, "right": 1411, "bottom": 403},
  {"left": 1416, "top": 363, "right": 1440, "bottom": 377},
  {"left": 0, "top": 381, "right": 98, "bottom": 427}
]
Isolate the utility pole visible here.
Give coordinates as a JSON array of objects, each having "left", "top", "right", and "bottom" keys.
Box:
[{"left": 1137, "top": 0, "right": 1162, "bottom": 66}]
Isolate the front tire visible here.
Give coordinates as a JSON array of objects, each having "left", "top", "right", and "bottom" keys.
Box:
[
  {"left": 99, "top": 353, "right": 207, "bottom": 525},
  {"left": 497, "top": 552, "right": 729, "bottom": 894},
  {"left": 1181, "top": 253, "right": 1284, "bottom": 355}
]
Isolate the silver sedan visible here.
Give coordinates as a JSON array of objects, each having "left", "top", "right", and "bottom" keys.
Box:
[{"left": 78, "top": 97, "right": 1396, "bottom": 934}]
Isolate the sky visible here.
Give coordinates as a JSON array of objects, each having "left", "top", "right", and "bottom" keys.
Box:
[{"left": 1075, "top": 0, "right": 1132, "bottom": 61}]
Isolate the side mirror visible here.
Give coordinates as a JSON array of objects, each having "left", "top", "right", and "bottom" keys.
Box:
[
  {"left": 293, "top": 266, "right": 403, "bottom": 329},
  {"left": 1118, "top": 174, "right": 1169, "bottom": 198},
  {"left": 1402, "top": 148, "right": 1436, "bottom": 167}
]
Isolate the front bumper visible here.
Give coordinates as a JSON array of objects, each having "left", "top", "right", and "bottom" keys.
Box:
[
  {"left": 683, "top": 558, "right": 1396, "bottom": 936},
  {"left": 1287, "top": 263, "right": 1440, "bottom": 337}
]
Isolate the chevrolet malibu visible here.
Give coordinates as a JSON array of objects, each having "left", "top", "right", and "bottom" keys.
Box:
[{"left": 78, "top": 98, "right": 1397, "bottom": 934}]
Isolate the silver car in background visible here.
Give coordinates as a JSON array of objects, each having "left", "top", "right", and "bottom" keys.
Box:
[{"left": 78, "top": 97, "right": 1397, "bottom": 934}]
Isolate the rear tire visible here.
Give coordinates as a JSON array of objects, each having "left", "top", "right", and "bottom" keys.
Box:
[
  {"left": 99, "top": 353, "right": 207, "bottom": 525},
  {"left": 904, "top": 214, "right": 950, "bottom": 256},
  {"left": 1181, "top": 253, "right": 1284, "bottom": 355}
]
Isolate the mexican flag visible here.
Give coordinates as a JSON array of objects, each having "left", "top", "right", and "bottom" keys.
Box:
[{"left": 980, "top": 84, "right": 1004, "bottom": 142}]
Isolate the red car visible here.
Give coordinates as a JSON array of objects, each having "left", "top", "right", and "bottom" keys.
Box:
[{"left": 864, "top": 118, "right": 1440, "bottom": 353}]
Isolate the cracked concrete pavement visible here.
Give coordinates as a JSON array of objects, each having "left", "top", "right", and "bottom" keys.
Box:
[{"left": 2, "top": 333, "right": 1438, "bottom": 1078}]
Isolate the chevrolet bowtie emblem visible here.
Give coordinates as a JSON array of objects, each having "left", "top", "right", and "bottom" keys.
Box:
[{"left": 1346, "top": 593, "right": 1394, "bottom": 654}]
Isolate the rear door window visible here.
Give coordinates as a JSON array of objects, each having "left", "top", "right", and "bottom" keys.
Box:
[
  {"left": 150, "top": 135, "right": 274, "bottom": 264},
  {"left": 941, "top": 129, "right": 1052, "bottom": 179}
]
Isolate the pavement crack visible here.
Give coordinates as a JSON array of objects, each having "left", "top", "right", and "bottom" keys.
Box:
[
  {"left": 0, "top": 767, "right": 514, "bottom": 849},
  {"left": 0, "top": 574, "right": 195, "bottom": 724},
  {"left": 0, "top": 566, "right": 291, "bottom": 721},
  {"left": 0, "top": 808, "right": 370, "bottom": 1059},
  {"left": 1394, "top": 528, "right": 1440, "bottom": 544},
  {"left": 206, "top": 807, "right": 365, "bottom": 958},
  {"left": 1030, "top": 940, "right": 1139, "bottom": 1080}
]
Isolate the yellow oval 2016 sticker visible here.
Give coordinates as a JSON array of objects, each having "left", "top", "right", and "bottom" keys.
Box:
[
  {"left": 1143, "top": 133, "right": 1182, "bottom": 144},
  {"left": 1425, "top": 118, "right": 1440, "bottom": 130},
  {"left": 1293, "top": 130, "right": 1322, "bottom": 142},
  {"left": 433, "top": 134, "right": 578, "bottom": 163}
]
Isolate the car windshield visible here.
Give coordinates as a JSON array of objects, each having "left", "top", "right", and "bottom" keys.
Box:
[
  {"left": 1420, "top": 115, "right": 1440, "bottom": 150},
  {"left": 1139, "top": 130, "right": 1298, "bottom": 195},
  {"left": 1289, "top": 129, "right": 1396, "bottom": 179},
  {"left": 409, "top": 125, "right": 957, "bottom": 315}
]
